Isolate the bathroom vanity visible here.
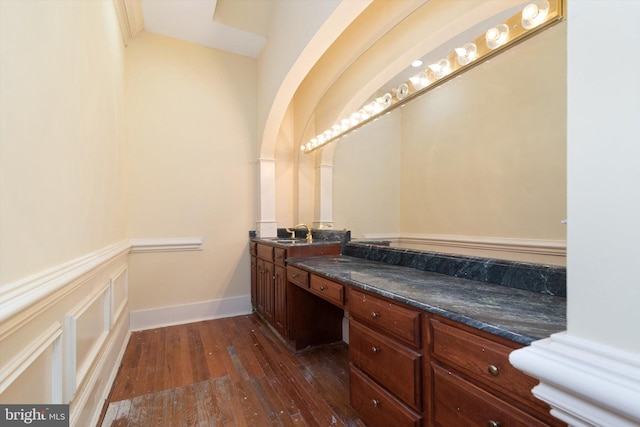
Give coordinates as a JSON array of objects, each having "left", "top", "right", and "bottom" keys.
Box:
[
  {"left": 249, "top": 236, "right": 567, "bottom": 427},
  {"left": 250, "top": 229, "right": 344, "bottom": 345}
]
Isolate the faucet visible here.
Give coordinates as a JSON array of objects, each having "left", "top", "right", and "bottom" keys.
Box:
[{"left": 294, "top": 223, "right": 312, "bottom": 243}]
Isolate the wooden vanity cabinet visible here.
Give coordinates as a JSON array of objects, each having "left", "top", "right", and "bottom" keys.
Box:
[
  {"left": 250, "top": 240, "right": 341, "bottom": 346},
  {"left": 263, "top": 258, "right": 564, "bottom": 426},
  {"left": 425, "top": 314, "right": 565, "bottom": 427},
  {"left": 350, "top": 366, "right": 421, "bottom": 427},
  {"left": 309, "top": 274, "right": 345, "bottom": 307},
  {"left": 273, "top": 264, "right": 287, "bottom": 337},
  {"left": 250, "top": 242, "right": 257, "bottom": 308},
  {"left": 256, "top": 258, "right": 274, "bottom": 325},
  {"left": 348, "top": 287, "right": 423, "bottom": 427}
]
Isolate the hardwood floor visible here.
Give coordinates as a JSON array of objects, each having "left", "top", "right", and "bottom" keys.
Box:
[{"left": 99, "top": 313, "right": 365, "bottom": 426}]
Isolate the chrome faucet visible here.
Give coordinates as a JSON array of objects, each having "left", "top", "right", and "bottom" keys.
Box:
[{"left": 294, "top": 223, "right": 312, "bottom": 243}]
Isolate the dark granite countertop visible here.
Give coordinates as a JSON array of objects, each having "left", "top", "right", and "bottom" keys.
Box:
[{"left": 286, "top": 255, "right": 566, "bottom": 345}]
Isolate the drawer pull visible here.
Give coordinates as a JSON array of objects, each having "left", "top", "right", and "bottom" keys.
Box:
[
  {"left": 371, "top": 346, "right": 380, "bottom": 354},
  {"left": 370, "top": 311, "right": 380, "bottom": 319},
  {"left": 320, "top": 286, "right": 326, "bottom": 291},
  {"left": 291, "top": 273, "right": 299, "bottom": 278},
  {"left": 372, "top": 399, "right": 380, "bottom": 408},
  {"left": 488, "top": 420, "right": 500, "bottom": 427},
  {"left": 487, "top": 365, "right": 500, "bottom": 376}
]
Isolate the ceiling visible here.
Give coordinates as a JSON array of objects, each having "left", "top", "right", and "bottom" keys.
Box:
[{"left": 140, "top": 0, "right": 271, "bottom": 58}]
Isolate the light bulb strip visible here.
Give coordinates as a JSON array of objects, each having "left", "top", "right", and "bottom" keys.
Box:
[{"left": 301, "top": 0, "right": 563, "bottom": 154}]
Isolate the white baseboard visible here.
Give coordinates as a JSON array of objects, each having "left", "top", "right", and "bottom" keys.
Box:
[
  {"left": 130, "top": 295, "right": 252, "bottom": 331},
  {"left": 510, "top": 332, "right": 640, "bottom": 426}
]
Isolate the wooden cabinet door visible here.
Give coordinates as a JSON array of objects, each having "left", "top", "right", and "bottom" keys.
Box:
[
  {"left": 256, "top": 258, "right": 274, "bottom": 324},
  {"left": 256, "top": 259, "right": 266, "bottom": 317},
  {"left": 274, "top": 265, "right": 287, "bottom": 337},
  {"left": 262, "top": 260, "right": 274, "bottom": 324},
  {"left": 250, "top": 255, "right": 257, "bottom": 309}
]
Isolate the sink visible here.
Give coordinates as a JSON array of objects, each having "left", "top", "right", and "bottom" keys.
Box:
[
  {"left": 261, "top": 237, "right": 305, "bottom": 244},
  {"left": 275, "top": 239, "right": 299, "bottom": 244}
]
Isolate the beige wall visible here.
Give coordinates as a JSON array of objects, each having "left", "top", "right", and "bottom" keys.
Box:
[
  {"left": 0, "top": 0, "right": 128, "bottom": 285},
  {"left": 125, "top": 31, "right": 256, "bottom": 311},
  {"left": 0, "top": 1, "right": 131, "bottom": 424}
]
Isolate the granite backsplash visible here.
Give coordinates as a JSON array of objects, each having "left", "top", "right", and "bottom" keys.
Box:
[{"left": 343, "top": 242, "right": 566, "bottom": 297}]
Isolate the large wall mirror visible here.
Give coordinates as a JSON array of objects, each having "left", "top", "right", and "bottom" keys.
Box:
[{"left": 295, "top": 0, "right": 566, "bottom": 266}]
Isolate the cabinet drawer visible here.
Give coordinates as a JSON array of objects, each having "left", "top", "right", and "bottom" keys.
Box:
[
  {"left": 432, "top": 363, "right": 548, "bottom": 427},
  {"left": 350, "top": 366, "right": 421, "bottom": 427},
  {"left": 350, "top": 320, "right": 421, "bottom": 411},
  {"left": 274, "top": 248, "right": 286, "bottom": 266},
  {"left": 349, "top": 289, "right": 420, "bottom": 348},
  {"left": 287, "top": 266, "right": 309, "bottom": 288},
  {"left": 309, "top": 275, "right": 344, "bottom": 307},
  {"left": 249, "top": 242, "right": 257, "bottom": 256},
  {"left": 257, "top": 244, "right": 274, "bottom": 262},
  {"left": 431, "top": 319, "right": 543, "bottom": 411}
]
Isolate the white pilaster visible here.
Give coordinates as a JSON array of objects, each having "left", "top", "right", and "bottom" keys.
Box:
[
  {"left": 510, "top": 2, "right": 640, "bottom": 426},
  {"left": 510, "top": 333, "right": 640, "bottom": 427},
  {"left": 257, "top": 158, "right": 277, "bottom": 237},
  {"left": 314, "top": 162, "right": 333, "bottom": 225}
]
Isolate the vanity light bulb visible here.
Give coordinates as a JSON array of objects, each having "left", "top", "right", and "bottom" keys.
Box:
[
  {"left": 411, "top": 59, "right": 423, "bottom": 68},
  {"left": 486, "top": 23, "right": 510, "bottom": 50},
  {"left": 396, "top": 83, "right": 409, "bottom": 100},
  {"left": 409, "top": 71, "right": 429, "bottom": 90},
  {"left": 317, "top": 134, "right": 326, "bottom": 144},
  {"left": 363, "top": 103, "right": 376, "bottom": 114},
  {"left": 300, "top": 145, "right": 306, "bottom": 151},
  {"left": 340, "top": 118, "right": 351, "bottom": 131},
  {"left": 375, "top": 93, "right": 392, "bottom": 110},
  {"left": 455, "top": 43, "right": 477, "bottom": 66},
  {"left": 521, "top": 0, "right": 550, "bottom": 29},
  {"left": 429, "top": 59, "right": 451, "bottom": 79}
]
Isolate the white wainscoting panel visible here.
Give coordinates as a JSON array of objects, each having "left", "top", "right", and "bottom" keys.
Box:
[
  {"left": 70, "top": 310, "right": 130, "bottom": 427},
  {"left": 110, "top": 266, "right": 128, "bottom": 328},
  {"left": 130, "top": 295, "right": 252, "bottom": 331},
  {"left": 0, "top": 241, "right": 130, "bottom": 327},
  {"left": 65, "top": 282, "right": 111, "bottom": 400},
  {"left": 0, "top": 322, "right": 63, "bottom": 404}
]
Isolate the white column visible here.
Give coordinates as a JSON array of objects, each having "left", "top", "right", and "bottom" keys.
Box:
[
  {"left": 510, "top": 2, "right": 640, "bottom": 425},
  {"left": 313, "top": 163, "right": 333, "bottom": 228},
  {"left": 257, "top": 158, "right": 277, "bottom": 237}
]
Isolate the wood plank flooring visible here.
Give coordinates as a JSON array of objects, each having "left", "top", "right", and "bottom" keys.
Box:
[{"left": 99, "top": 314, "right": 365, "bottom": 426}]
